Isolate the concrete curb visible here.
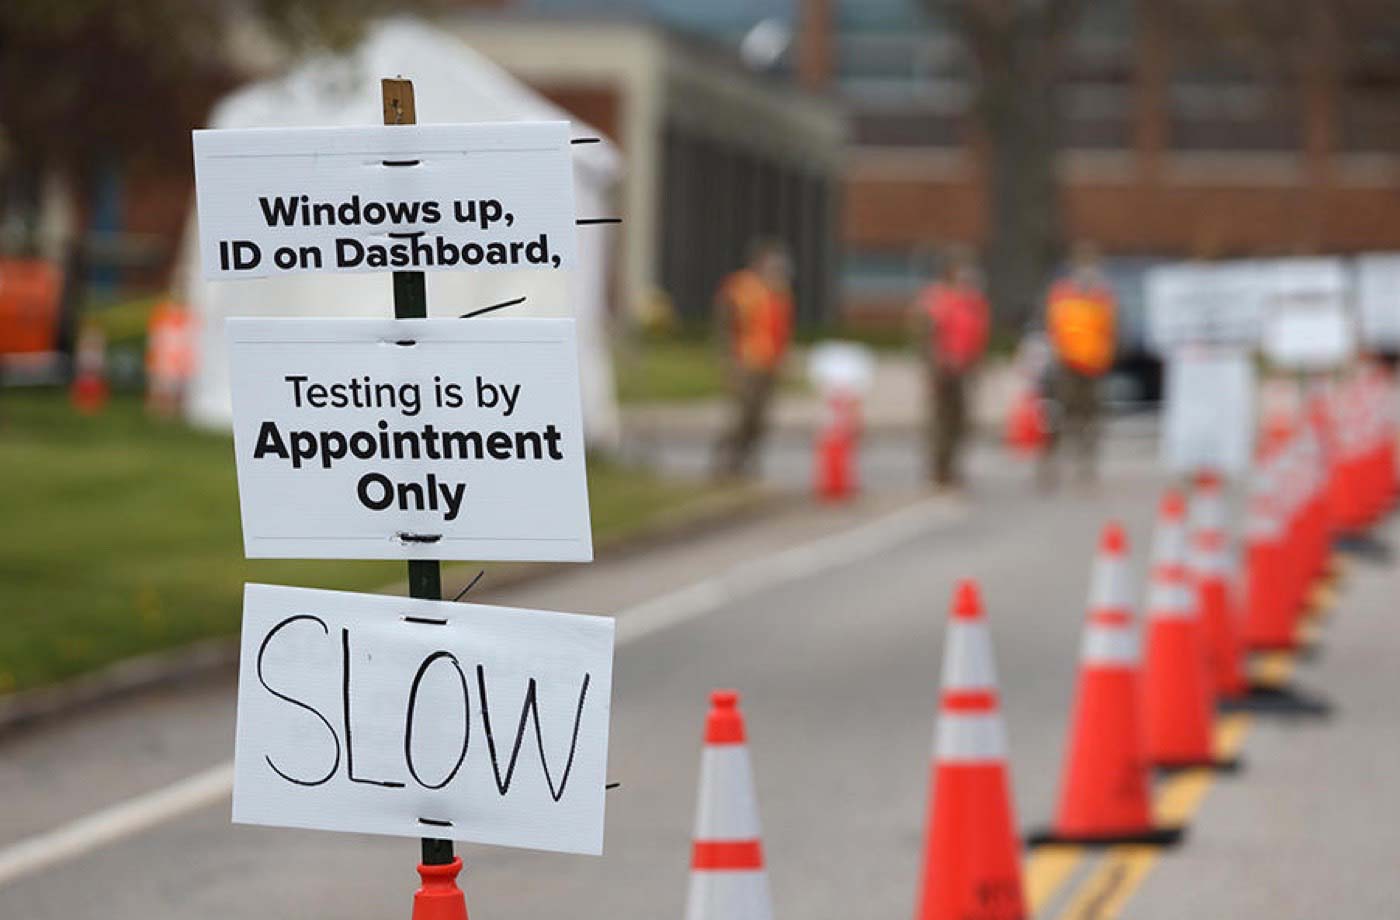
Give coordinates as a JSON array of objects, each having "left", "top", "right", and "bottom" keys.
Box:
[
  {"left": 0, "top": 485, "right": 791, "bottom": 741},
  {"left": 0, "top": 638, "right": 240, "bottom": 742}
]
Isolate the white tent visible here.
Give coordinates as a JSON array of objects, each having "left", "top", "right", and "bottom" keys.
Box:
[{"left": 177, "top": 18, "right": 623, "bottom": 446}]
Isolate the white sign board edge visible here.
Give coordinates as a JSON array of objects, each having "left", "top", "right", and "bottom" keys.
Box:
[
  {"left": 1252, "top": 256, "right": 1355, "bottom": 370},
  {"left": 1260, "top": 302, "right": 1357, "bottom": 371},
  {"left": 1355, "top": 253, "right": 1400, "bottom": 348},
  {"left": 192, "top": 122, "right": 577, "bottom": 279},
  {"left": 226, "top": 316, "right": 593, "bottom": 561},
  {"left": 233, "top": 583, "right": 615, "bottom": 855},
  {"left": 1160, "top": 346, "right": 1256, "bottom": 476}
]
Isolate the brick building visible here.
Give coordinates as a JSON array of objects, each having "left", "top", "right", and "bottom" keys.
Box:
[
  {"left": 818, "top": 0, "right": 1400, "bottom": 322},
  {"left": 451, "top": 16, "right": 846, "bottom": 327},
  {"left": 514, "top": 0, "right": 1400, "bottom": 326}
]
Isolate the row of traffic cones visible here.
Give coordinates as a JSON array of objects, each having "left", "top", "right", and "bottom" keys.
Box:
[
  {"left": 1324, "top": 365, "right": 1399, "bottom": 535},
  {"left": 684, "top": 439, "right": 1394, "bottom": 919},
  {"left": 685, "top": 366, "right": 1396, "bottom": 920}
]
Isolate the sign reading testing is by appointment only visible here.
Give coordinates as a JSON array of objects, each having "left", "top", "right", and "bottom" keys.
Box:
[
  {"left": 192, "top": 122, "right": 576, "bottom": 279},
  {"left": 233, "top": 583, "right": 614, "bottom": 854},
  {"left": 226, "top": 317, "right": 592, "bottom": 560}
]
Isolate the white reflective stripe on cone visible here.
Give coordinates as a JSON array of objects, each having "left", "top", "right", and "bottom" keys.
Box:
[
  {"left": 942, "top": 621, "right": 997, "bottom": 690},
  {"left": 1151, "top": 524, "right": 1187, "bottom": 566},
  {"left": 1088, "top": 557, "right": 1134, "bottom": 612},
  {"left": 1189, "top": 495, "right": 1227, "bottom": 531},
  {"left": 685, "top": 871, "right": 774, "bottom": 920},
  {"left": 1145, "top": 581, "right": 1195, "bottom": 620},
  {"left": 934, "top": 712, "right": 1008, "bottom": 763},
  {"left": 1192, "top": 546, "right": 1233, "bottom": 576},
  {"left": 693, "top": 746, "right": 763, "bottom": 841},
  {"left": 1246, "top": 513, "right": 1282, "bottom": 541},
  {"left": 1082, "top": 624, "right": 1138, "bottom": 665}
]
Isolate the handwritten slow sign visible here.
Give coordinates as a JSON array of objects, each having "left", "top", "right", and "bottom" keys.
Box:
[
  {"left": 233, "top": 584, "right": 615, "bottom": 854},
  {"left": 192, "top": 122, "right": 577, "bottom": 279}
]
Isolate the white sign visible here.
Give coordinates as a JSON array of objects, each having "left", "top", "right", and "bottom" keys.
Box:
[
  {"left": 1161, "top": 346, "right": 1256, "bottom": 475},
  {"left": 233, "top": 583, "right": 614, "bottom": 854},
  {"left": 192, "top": 123, "right": 577, "bottom": 279},
  {"left": 1356, "top": 254, "right": 1400, "bottom": 348},
  {"left": 807, "top": 341, "right": 876, "bottom": 395},
  {"left": 1145, "top": 262, "right": 1264, "bottom": 354},
  {"left": 227, "top": 317, "right": 593, "bottom": 560},
  {"left": 1258, "top": 258, "right": 1355, "bottom": 370}
]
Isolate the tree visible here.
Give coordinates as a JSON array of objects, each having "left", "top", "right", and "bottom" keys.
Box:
[
  {"left": 0, "top": 0, "right": 439, "bottom": 333},
  {"left": 925, "top": 0, "right": 1088, "bottom": 331}
]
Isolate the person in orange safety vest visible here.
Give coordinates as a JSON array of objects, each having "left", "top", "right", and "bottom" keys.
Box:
[
  {"left": 1043, "top": 242, "right": 1117, "bottom": 486},
  {"left": 713, "top": 239, "right": 795, "bottom": 479}
]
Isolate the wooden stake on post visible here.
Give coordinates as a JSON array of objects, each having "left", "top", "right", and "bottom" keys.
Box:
[{"left": 382, "top": 76, "right": 455, "bottom": 872}]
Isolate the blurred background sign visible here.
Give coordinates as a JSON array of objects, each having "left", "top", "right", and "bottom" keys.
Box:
[
  {"left": 1356, "top": 254, "right": 1400, "bottom": 350},
  {"left": 1145, "top": 262, "right": 1265, "bottom": 355},
  {"left": 807, "top": 340, "right": 875, "bottom": 396},
  {"left": 1257, "top": 257, "right": 1355, "bottom": 371},
  {"left": 1161, "top": 345, "right": 1255, "bottom": 476}
]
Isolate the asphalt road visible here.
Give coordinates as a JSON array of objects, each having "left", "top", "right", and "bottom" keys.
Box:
[{"left": 0, "top": 425, "right": 1394, "bottom": 919}]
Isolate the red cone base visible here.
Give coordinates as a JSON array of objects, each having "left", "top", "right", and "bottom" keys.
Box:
[
  {"left": 1199, "top": 579, "right": 1247, "bottom": 700},
  {"left": 816, "top": 428, "right": 855, "bottom": 501},
  {"left": 413, "top": 857, "right": 469, "bottom": 920},
  {"left": 1142, "top": 620, "right": 1215, "bottom": 768},
  {"left": 918, "top": 765, "right": 1025, "bottom": 920}
]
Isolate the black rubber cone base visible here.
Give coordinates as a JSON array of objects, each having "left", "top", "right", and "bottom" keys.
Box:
[
  {"left": 1333, "top": 532, "right": 1393, "bottom": 563},
  {"left": 1219, "top": 683, "right": 1333, "bottom": 718},
  {"left": 1155, "top": 756, "right": 1243, "bottom": 775},
  {"left": 1295, "top": 640, "right": 1324, "bottom": 663},
  {"left": 1027, "top": 824, "right": 1186, "bottom": 849}
]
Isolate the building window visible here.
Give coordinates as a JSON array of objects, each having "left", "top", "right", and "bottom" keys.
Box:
[
  {"left": 1339, "top": 38, "right": 1400, "bottom": 154},
  {"left": 1168, "top": 60, "right": 1301, "bottom": 152}
]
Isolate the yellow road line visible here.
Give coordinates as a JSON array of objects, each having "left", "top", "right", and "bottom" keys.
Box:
[
  {"left": 1024, "top": 845, "right": 1084, "bottom": 914},
  {"left": 1250, "top": 651, "right": 1296, "bottom": 689},
  {"left": 1296, "top": 619, "right": 1324, "bottom": 649},
  {"left": 1152, "top": 768, "right": 1214, "bottom": 828},
  {"left": 1213, "top": 712, "right": 1252, "bottom": 761},
  {"left": 1307, "top": 582, "right": 1338, "bottom": 620},
  {"left": 1051, "top": 846, "right": 1158, "bottom": 920}
]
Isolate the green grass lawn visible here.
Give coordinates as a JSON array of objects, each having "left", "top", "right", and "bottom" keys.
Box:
[
  {"left": 615, "top": 337, "right": 810, "bottom": 403},
  {"left": 0, "top": 390, "right": 730, "bottom": 695},
  {"left": 615, "top": 338, "right": 730, "bottom": 403}
]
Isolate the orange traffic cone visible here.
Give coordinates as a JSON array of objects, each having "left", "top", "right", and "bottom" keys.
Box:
[
  {"left": 1005, "top": 385, "right": 1048, "bottom": 458},
  {"left": 1241, "top": 456, "right": 1296, "bottom": 651},
  {"left": 1375, "top": 365, "right": 1399, "bottom": 509},
  {"left": 70, "top": 324, "right": 109, "bottom": 414},
  {"left": 1032, "top": 523, "right": 1182, "bottom": 847},
  {"left": 685, "top": 690, "right": 772, "bottom": 920},
  {"left": 1141, "top": 491, "right": 1232, "bottom": 770},
  {"left": 915, "top": 580, "right": 1025, "bottom": 920},
  {"left": 1289, "top": 430, "right": 1327, "bottom": 609},
  {"left": 815, "top": 392, "right": 859, "bottom": 501},
  {"left": 1359, "top": 369, "right": 1390, "bottom": 522},
  {"left": 1188, "top": 472, "right": 1247, "bottom": 700},
  {"left": 411, "top": 857, "right": 468, "bottom": 920}
]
